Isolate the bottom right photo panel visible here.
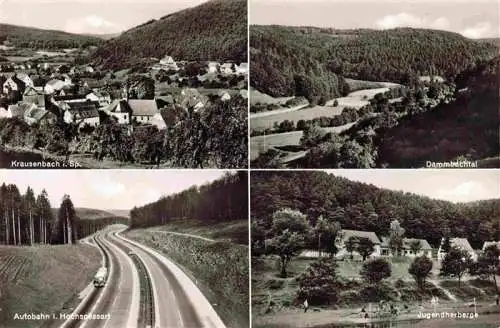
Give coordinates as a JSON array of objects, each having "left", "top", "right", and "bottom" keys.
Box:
[{"left": 250, "top": 169, "right": 500, "bottom": 328}]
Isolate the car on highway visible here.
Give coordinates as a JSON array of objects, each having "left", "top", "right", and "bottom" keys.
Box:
[{"left": 93, "top": 267, "right": 108, "bottom": 288}]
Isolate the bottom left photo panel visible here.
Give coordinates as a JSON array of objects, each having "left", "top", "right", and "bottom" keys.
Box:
[{"left": 0, "top": 170, "right": 249, "bottom": 328}]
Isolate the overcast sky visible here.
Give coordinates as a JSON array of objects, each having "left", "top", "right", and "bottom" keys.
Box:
[
  {"left": 0, "top": 170, "right": 229, "bottom": 210},
  {"left": 328, "top": 169, "right": 499, "bottom": 203},
  {"left": 0, "top": 0, "right": 208, "bottom": 34},
  {"left": 251, "top": 0, "right": 500, "bottom": 39}
]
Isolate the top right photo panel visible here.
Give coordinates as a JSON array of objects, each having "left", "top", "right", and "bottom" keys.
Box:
[{"left": 249, "top": 0, "right": 500, "bottom": 169}]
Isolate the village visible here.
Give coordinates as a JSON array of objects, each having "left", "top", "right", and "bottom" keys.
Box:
[
  {"left": 0, "top": 51, "right": 248, "bottom": 168},
  {"left": 0, "top": 54, "right": 247, "bottom": 130}
]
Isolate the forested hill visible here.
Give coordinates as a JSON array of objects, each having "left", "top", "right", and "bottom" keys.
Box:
[
  {"left": 93, "top": 0, "right": 247, "bottom": 70},
  {"left": 0, "top": 24, "right": 103, "bottom": 49},
  {"left": 130, "top": 171, "right": 248, "bottom": 228},
  {"left": 251, "top": 171, "right": 500, "bottom": 249},
  {"left": 250, "top": 25, "right": 498, "bottom": 98},
  {"left": 49, "top": 208, "right": 128, "bottom": 220}
]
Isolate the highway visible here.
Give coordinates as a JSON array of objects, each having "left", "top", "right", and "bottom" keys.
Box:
[{"left": 58, "top": 225, "right": 224, "bottom": 328}]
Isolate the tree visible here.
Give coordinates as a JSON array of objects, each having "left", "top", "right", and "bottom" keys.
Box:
[
  {"left": 409, "top": 256, "right": 433, "bottom": 289},
  {"left": 300, "top": 124, "right": 325, "bottom": 148},
  {"left": 267, "top": 229, "right": 305, "bottom": 278},
  {"left": 439, "top": 246, "right": 472, "bottom": 287},
  {"left": 357, "top": 237, "right": 375, "bottom": 261},
  {"left": 23, "top": 187, "right": 36, "bottom": 246},
  {"left": 410, "top": 240, "right": 422, "bottom": 255},
  {"left": 268, "top": 208, "right": 309, "bottom": 277},
  {"left": 441, "top": 237, "right": 451, "bottom": 253},
  {"left": 36, "top": 189, "right": 52, "bottom": 244},
  {"left": 297, "top": 258, "right": 340, "bottom": 305},
  {"left": 470, "top": 244, "right": 500, "bottom": 293},
  {"left": 53, "top": 195, "right": 77, "bottom": 244},
  {"left": 389, "top": 219, "right": 405, "bottom": 256},
  {"left": 344, "top": 236, "right": 357, "bottom": 260},
  {"left": 314, "top": 216, "right": 341, "bottom": 257},
  {"left": 361, "top": 258, "right": 391, "bottom": 284}
]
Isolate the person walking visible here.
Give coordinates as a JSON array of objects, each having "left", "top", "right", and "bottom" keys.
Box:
[
  {"left": 495, "top": 293, "right": 499, "bottom": 306},
  {"left": 303, "top": 299, "right": 309, "bottom": 313}
]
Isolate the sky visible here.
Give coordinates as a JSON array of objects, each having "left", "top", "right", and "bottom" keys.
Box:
[
  {"left": 0, "top": 170, "right": 230, "bottom": 210},
  {"left": 328, "top": 169, "right": 499, "bottom": 203},
  {"left": 0, "top": 0, "right": 209, "bottom": 34},
  {"left": 251, "top": 0, "right": 500, "bottom": 39}
]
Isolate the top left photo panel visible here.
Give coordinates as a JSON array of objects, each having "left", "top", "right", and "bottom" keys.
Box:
[{"left": 0, "top": 0, "right": 248, "bottom": 169}]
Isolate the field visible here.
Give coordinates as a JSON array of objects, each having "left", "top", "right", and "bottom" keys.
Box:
[
  {"left": 252, "top": 256, "right": 500, "bottom": 328},
  {"left": 250, "top": 89, "right": 294, "bottom": 106},
  {"left": 0, "top": 244, "right": 101, "bottom": 328},
  {"left": 125, "top": 222, "right": 249, "bottom": 328},
  {"left": 250, "top": 86, "right": 394, "bottom": 131}
]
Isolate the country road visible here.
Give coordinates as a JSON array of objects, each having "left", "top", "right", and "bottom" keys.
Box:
[{"left": 57, "top": 225, "right": 225, "bottom": 328}]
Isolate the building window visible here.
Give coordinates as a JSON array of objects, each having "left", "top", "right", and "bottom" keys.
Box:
[{"left": 124, "top": 115, "right": 126, "bottom": 120}]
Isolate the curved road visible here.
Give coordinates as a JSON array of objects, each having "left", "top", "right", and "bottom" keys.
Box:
[{"left": 59, "top": 226, "right": 224, "bottom": 328}]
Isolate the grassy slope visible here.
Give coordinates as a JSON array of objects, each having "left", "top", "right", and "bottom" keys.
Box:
[
  {"left": 0, "top": 24, "right": 102, "bottom": 48},
  {"left": 252, "top": 256, "right": 499, "bottom": 321},
  {"left": 93, "top": 0, "right": 247, "bottom": 69},
  {"left": 125, "top": 220, "right": 249, "bottom": 328},
  {"left": 0, "top": 244, "right": 100, "bottom": 328}
]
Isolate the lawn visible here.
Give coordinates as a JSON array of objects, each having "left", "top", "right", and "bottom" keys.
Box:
[
  {"left": 0, "top": 244, "right": 101, "bottom": 328},
  {"left": 125, "top": 222, "right": 249, "bottom": 328},
  {"left": 252, "top": 255, "right": 499, "bottom": 327}
]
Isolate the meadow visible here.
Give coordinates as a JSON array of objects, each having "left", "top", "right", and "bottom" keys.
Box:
[{"left": 0, "top": 244, "right": 101, "bottom": 328}]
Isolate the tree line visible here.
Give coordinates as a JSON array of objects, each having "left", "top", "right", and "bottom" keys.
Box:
[
  {"left": 130, "top": 171, "right": 248, "bottom": 228},
  {"left": 251, "top": 171, "right": 500, "bottom": 249},
  {"left": 250, "top": 25, "right": 497, "bottom": 97},
  {"left": 0, "top": 183, "right": 127, "bottom": 245}
]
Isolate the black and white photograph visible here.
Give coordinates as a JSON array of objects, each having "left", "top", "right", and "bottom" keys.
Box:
[
  {"left": 0, "top": 0, "right": 248, "bottom": 169},
  {"left": 251, "top": 169, "right": 500, "bottom": 327},
  {"left": 0, "top": 170, "right": 249, "bottom": 328},
  {"left": 249, "top": 0, "right": 500, "bottom": 169}
]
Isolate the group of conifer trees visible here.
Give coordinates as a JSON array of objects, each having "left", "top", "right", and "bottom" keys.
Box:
[{"left": 0, "top": 183, "right": 103, "bottom": 245}]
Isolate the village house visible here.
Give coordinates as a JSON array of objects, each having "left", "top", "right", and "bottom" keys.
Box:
[
  {"left": 155, "top": 55, "right": 179, "bottom": 71},
  {"left": 128, "top": 99, "right": 159, "bottom": 123},
  {"left": 16, "top": 73, "right": 34, "bottom": 88},
  {"left": 86, "top": 90, "right": 111, "bottom": 108},
  {"left": 236, "top": 63, "right": 248, "bottom": 75},
  {"left": 3, "top": 75, "right": 26, "bottom": 94},
  {"left": 300, "top": 229, "right": 382, "bottom": 259},
  {"left": 220, "top": 63, "right": 235, "bottom": 75},
  {"left": 44, "top": 79, "right": 66, "bottom": 94},
  {"left": 0, "top": 104, "right": 24, "bottom": 119},
  {"left": 380, "top": 237, "right": 433, "bottom": 258},
  {"left": 104, "top": 99, "right": 132, "bottom": 124},
  {"left": 207, "top": 62, "right": 219, "bottom": 74},
  {"left": 437, "top": 237, "right": 477, "bottom": 261},
  {"left": 23, "top": 105, "right": 56, "bottom": 126},
  {"left": 23, "top": 87, "right": 46, "bottom": 108},
  {"left": 62, "top": 101, "right": 100, "bottom": 127},
  {"left": 482, "top": 241, "right": 500, "bottom": 251}
]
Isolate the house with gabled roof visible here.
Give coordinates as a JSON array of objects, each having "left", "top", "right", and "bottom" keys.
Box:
[
  {"left": 380, "top": 237, "right": 433, "bottom": 258},
  {"left": 3, "top": 75, "right": 26, "bottom": 94},
  {"left": 23, "top": 86, "right": 46, "bottom": 108},
  {"left": 62, "top": 100, "right": 100, "bottom": 127},
  {"left": 104, "top": 99, "right": 132, "bottom": 124},
  {"left": 23, "top": 104, "right": 56, "bottom": 126},
  {"left": 44, "top": 79, "right": 66, "bottom": 94},
  {"left": 301, "top": 229, "right": 382, "bottom": 259},
  {"left": 128, "top": 99, "right": 159, "bottom": 124},
  {"left": 482, "top": 241, "right": 500, "bottom": 251},
  {"left": 86, "top": 90, "right": 111, "bottom": 108},
  {"left": 437, "top": 237, "right": 477, "bottom": 261}
]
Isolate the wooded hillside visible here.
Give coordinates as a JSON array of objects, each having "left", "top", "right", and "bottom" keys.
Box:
[
  {"left": 0, "top": 24, "right": 103, "bottom": 49},
  {"left": 251, "top": 171, "right": 500, "bottom": 249},
  {"left": 93, "top": 0, "right": 247, "bottom": 69},
  {"left": 250, "top": 26, "right": 497, "bottom": 98},
  {"left": 130, "top": 171, "right": 248, "bottom": 228}
]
